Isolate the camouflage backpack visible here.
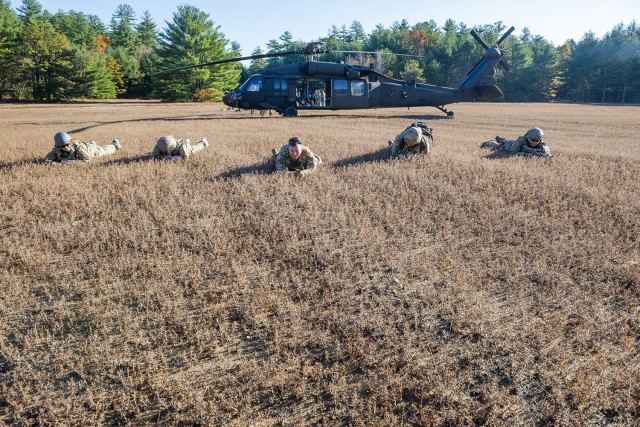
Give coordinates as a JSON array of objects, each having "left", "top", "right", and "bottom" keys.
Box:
[{"left": 406, "top": 121, "right": 434, "bottom": 142}]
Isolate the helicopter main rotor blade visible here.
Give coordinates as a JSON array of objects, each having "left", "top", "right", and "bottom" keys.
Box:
[
  {"left": 470, "top": 29, "right": 490, "bottom": 50},
  {"left": 152, "top": 47, "right": 327, "bottom": 76},
  {"left": 496, "top": 26, "right": 516, "bottom": 46},
  {"left": 331, "top": 50, "right": 423, "bottom": 59}
]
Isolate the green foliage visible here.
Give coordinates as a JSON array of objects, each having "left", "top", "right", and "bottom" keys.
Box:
[
  {"left": 247, "top": 46, "right": 267, "bottom": 75},
  {"left": 0, "top": 0, "right": 20, "bottom": 99},
  {"left": 17, "top": 0, "right": 42, "bottom": 22},
  {"left": 136, "top": 10, "right": 158, "bottom": 48},
  {"left": 399, "top": 59, "right": 425, "bottom": 83},
  {"left": 50, "top": 10, "right": 98, "bottom": 50},
  {"left": 156, "top": 5, "right": 240, "bottom": 101},
  {"left": 85, "top": 52, "right": 117, "bottom": 98},
  {"left": 2, "top": 5, "right": 638, "bottom": 104},
  {"left": 18, "top": 19, "right": 74, "bottom": 100},
  {"left": 109, "top": 4, "right": 137, "bottom": 54}
]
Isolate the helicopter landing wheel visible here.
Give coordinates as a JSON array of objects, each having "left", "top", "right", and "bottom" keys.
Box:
[
  {"left": 437, "top": 106, "right": 454, "bottom": 117},
  {"left": 283, "top": 106, "right": 298, "bottom": 117}
]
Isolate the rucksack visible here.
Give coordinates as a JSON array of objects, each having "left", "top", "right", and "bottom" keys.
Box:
[{"left": 406, "top": 121, "right": 434, "bottom": 141}]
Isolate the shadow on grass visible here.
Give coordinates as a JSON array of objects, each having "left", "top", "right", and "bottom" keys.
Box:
[
  {"left": 217, "top": 160, "right": 274, "bottom": 179},
  {"left": 67, "top": 111, "right": 452, "bottom": 133},
  {"left": 332, "top": 147, "right": 392, "bottom": 168},
  {"left": 0, "top": 158, "right": 44, "bottom": 170},
  {"left": 482, "top": 150, "right": 514, "bottom": 160},
  {"left": 68, "top": 114, "right": 220, "bottom": 133}
]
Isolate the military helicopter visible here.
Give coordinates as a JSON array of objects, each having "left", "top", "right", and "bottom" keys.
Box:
[{"left": 156, "top": 26, "right": 515, "bottom": 117}]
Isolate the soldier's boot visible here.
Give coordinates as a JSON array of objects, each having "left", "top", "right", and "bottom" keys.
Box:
[{"left": 112, "top": 139, "right": 122, "bottom": 150}]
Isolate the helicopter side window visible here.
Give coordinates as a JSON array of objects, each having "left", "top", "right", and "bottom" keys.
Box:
[
  {"left": 351, "top": 81, "right": 365, "bottom": 97},
  {"left": 334, "top": 79, "right": 348, "bottom": 96},
  {"left": 274, "top": 79, "right": 287, "bottom": 96},
  {"left": 247, "top": 77, "right": 263, "bottom": 92}
]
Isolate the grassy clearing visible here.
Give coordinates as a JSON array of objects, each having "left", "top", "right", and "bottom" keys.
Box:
[{"left": 1, "top": 101, "right": 638, "bottom": 425}]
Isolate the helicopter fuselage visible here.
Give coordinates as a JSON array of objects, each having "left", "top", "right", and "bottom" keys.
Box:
[{"left": 222, "top": 62, "right": 468, "bottom": 117}]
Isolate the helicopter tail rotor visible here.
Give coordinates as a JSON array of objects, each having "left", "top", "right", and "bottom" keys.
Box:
[{"left": 458, "top": 26, "right": 515, "bottom": 101}]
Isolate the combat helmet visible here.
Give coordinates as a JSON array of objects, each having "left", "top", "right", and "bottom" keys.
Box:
[
  {"left": 54, "top": 131, "right": 72, "bottom": 147},
  {"left": 156, "top": 135, "right": 177, "bottom": 153},
  {"left": 526, "top": 127, "right": 544, "bottom": 142},
  {"left": 403, "top": 127, "right": 422, "bottom": 147}
]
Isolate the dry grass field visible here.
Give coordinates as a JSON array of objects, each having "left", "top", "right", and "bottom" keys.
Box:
[{"left": 0, "top": 101, "right": 638, "bottom": 426}]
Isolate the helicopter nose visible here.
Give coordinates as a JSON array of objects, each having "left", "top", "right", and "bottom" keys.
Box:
[
  {"left": 223, "top": 91, "right": 238, "bottom": 107},
  {"left": 222, "top": 92, "right": 232, "bottom": 106}
]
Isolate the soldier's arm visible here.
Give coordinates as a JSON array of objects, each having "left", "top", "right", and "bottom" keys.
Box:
[
  {"left": 179, "top": 143, "right": 190, "bottom": 160},
  {"left": 390, "top": 134, "right": 405, "bottom": 157},
  {"left": 274, "top": 150, "right": 287, "bottom": 172},
  {"left": 539, "top": 143, "right": 552, "bottom": 157},
  {"left": 44, "top": 150, "right": 58, "bottom": 163},
  {"left": 419, "top": 136, "right": 431, "bottom": 154},
  {"left": 75, "top": 145, "right": 91, "bottom": 161},
  {"left": 521, "top": 144, "right": 549, "bottom": 157},
  {"left": 303, "top": 150, "right": 321, "bottom": 171},
  {"left": 152, "top": 146, "right": 162, "bottom": 158}
]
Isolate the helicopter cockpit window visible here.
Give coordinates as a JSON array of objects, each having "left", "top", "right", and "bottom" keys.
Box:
[
  {"left": 246, "top": 77, "right": 263, "bottom": 92},
  {"left": 334, "top": 79, "right": 348, "bottom": 96},
  {"left": 351, "top": 81, "right": 365, "bottom": 97}
]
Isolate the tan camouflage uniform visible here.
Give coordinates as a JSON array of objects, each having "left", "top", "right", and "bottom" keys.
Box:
[
  {"left": 152, "top": 137, "right": 207, "bottom": 161},
  {"left": 483, "top": 135, "right": 552, "bottom": 157},
  {"left": 44, "top": 140, "right": 119, "bottom": 163},
  {"left": 272, "top": 145, "right": 322, "bottom": 175},
  {"left": 390, "top": 127, "right": 431, "bottom": 158}
]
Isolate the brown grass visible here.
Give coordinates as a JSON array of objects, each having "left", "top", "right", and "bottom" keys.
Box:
[{"left": 1, "top": 101, "right": 639, "bottom": 426}]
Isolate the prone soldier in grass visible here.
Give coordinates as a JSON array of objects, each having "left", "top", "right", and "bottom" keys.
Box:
[
  {"left": 153, "top": 135, "right": 209, "bottom": 160},
  {"left": 45, "top": 131, "right": 122, "bottom": 163},
  {"left": 480, "top": 127, "right": 552, "bottom": 157},
  {"left": 271, "top": 136, "right": 322, "bottom": 176},
  {"left": 389, "top": 122, "right": 433, "bottom": 158}
]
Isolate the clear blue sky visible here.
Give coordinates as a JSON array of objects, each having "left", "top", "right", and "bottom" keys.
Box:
[{"left": 20, "top": 0, "right": 640, "bottom": 53}]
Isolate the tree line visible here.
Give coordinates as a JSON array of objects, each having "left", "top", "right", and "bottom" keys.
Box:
[{"left": 1, "top": 0, "right": 639, "bottom": 103}]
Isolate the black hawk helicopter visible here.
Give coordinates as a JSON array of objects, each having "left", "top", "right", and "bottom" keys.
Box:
[{"left": 156, "top": 26, "right": 515, "bottom": 117}]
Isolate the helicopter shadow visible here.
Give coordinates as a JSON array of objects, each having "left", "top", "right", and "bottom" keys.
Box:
[
  {"left": 331, "top": 147, "right": 392, "bottom": 168},
  {"left": 68, "top": 114, "right": 220, "bottom": 133},
  {"left": 295, "top": 112, "right": 452, "bottom": 121}
]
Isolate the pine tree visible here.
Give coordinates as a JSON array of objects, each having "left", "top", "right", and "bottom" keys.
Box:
[
  {"left": 248, "top": 47, "right": 266, "bottom": 74},
  {"left": 156, "top": 5, "right": 241, "bottom": 101},
  {"left": 109, "top": 4, "right": 137, "bottom": 54},
  {"left": 85, "top": 52, "right": 117, "bottom": 98},
  {"left": 0, "top": 0, "right": 20, "bottom": 99},
  {"left": 17, "top": 0, "right": 42, "bottom": 22},
  {"left": 400, "top": 59, "right": 425, "bottom": 83},
  {"left": 18, "top": 19, "right": 74, "bottom": 100},
  {"left": 136, "top": 10, "right": 157, "bottom": 48}
]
